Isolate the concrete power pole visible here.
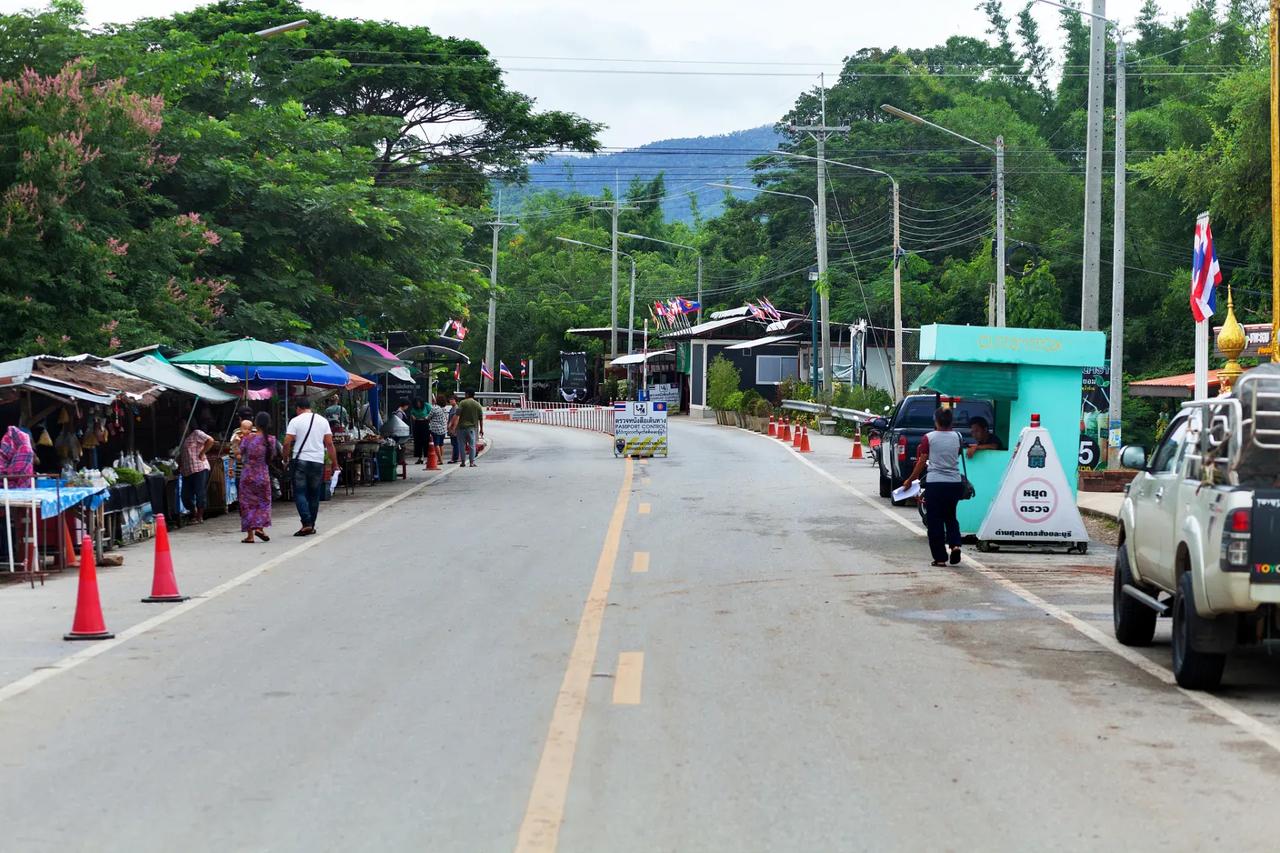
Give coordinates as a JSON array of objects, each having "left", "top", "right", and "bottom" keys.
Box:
[
  {"left": 1081, "top": 0, "right": 1107, "bottom": 331},
  {"left": 995, "top": 136, "right": 1006, "bottom": 327},
  {"left": 1107, "top": 34, "right": 1127, "bottom": 468},
  {"left": 484, "top": 208, "right": 516, "bottom": 393},
  {"left": 892, "top": 181, "right": 904, "bottom": 399},
  {"left": 591, "top": 194, "right": 637, "bottom": 360},
  {"left": 790, "top": 76, "right": 849, "bottom": 395}
]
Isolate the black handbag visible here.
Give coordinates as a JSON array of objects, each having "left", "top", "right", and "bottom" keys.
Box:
[{"left": 959, "top": 446, "right": 977, "bottom": 500}]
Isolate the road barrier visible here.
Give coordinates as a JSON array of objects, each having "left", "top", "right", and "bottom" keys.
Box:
[{"left": 502, "top": 401, "right": 616, "bottom": 435}]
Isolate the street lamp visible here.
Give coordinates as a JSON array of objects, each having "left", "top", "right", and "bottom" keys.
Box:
[
  {"left": 619, "top": 231, "right": 703, "bottom": 323},
  {"left": 709, "top": 183, "right": 828, "bottom": 393},
  {"left": 253, "top": 20, "right": 309, "bottom": 37},
  {"left": 881, "top": 103, "right": 1006, "bottom": 330},
  {"left": 1035, "top": 0, "right": 1129, "bottom": 465},
  {"left": 765, "top": 151, "right": 905, "bottom": 399},
  {"left": 555, "top": 237, "right": 638, "bottom": 353}
]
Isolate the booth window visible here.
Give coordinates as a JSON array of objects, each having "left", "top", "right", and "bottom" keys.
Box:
[{"left": 756, "top": 354, "right": 800, "bottom": 385}]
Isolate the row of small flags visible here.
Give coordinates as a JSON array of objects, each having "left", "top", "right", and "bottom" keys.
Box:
[
  {"left": 440, "top": 318, "right": 469, "bottom": 341},
  {"left": 471, "top": 359, "right": 528, "bottom": 383},
  {"left": 747, "top": 296, "right": 782, "bottom": 322},
  {"left": 651, "top": 296, "right": 700, "bottom": 329}
]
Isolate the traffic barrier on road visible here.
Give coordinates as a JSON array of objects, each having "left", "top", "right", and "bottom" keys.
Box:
[
  {"left": 142, "top": 514, "right": 188, "bottom": 603},
  {"left": 792, "top": 423, "right": 803, "bottom": 449},
  {"left": 504, "top": 401, "right": 617, "bottom": 436},
  {"left": 425, "top": 443, "right": 440, "bottom": 471},
  {"left": 780, "top": 418, "right": 792, "bottom": 442},
  {"left": 852, "top": 424, "right": 864, "bottom": 460},
  {"left": 64, "top": 536, "right": 114, "bottom": 641},
  {"left": 767, "top": 416, "right": 776, "bottom": 437},
  {"left": 799, "top": 426, "right": 812, "bottom": 453}
]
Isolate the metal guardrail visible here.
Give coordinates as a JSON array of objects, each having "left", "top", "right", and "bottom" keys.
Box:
[
  {"left": 780, "top": 399, "right": 825, "bottom": 414},
  {"left": 830, "top": 405, "right": 880, "bottom": 423},
  {"left": 781, "top": 400, "right": 879, "bottom": 423}
]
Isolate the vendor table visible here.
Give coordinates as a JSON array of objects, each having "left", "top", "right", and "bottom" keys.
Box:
[{"left": 1, "top": 481, "right": 109, "bottom": 584}]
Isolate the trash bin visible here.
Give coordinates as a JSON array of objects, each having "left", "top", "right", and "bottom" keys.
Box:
[{"left": 377, "top": 445, "right": 398, "bottom": 482}]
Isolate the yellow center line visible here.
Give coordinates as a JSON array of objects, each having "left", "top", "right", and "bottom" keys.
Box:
[
  {"left": 631, "top": 551, "right": 649, "bottom": 573},
  {"left": 612, "top": 652, "right": 644, "bottom": 705},
  {"left": 638, "top": 502, "right": 651, "bottom": 515},
  {"left": 514, "top": 457, "right": 633, "bottom": 853}
]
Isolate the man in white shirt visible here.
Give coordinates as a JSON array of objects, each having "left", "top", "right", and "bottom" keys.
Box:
[{"left": 281, "top": 398, "right": 338, "bottom": 537}]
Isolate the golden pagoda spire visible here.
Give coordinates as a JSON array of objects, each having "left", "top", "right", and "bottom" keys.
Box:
[{"left": 1218, "top": 286, "right": 1247, "bottom": 393}]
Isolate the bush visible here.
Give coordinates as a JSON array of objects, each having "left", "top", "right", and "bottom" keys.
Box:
[
  {"left": 739, "top": 389, "right": 762, "bottom": 413},
  {"left": 752, "top": 398, "right": 773, "bottom": 417},
  {"left": 723, "top": 391, "right": 745, "bottom": 413},
  {"left": 707, "top": 355, "right": 741, "bottom": 410}
]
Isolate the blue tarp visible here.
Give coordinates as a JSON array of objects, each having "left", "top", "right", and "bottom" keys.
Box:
[
  {"left": 1, "top": 485, "right": 109, "bottom": 517},
  {"left": 221, "top": 341, "right": 349, "bottom": 386}
]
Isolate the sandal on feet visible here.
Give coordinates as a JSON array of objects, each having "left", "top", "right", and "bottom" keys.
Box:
[
  {"left": 930, "top": 560, "right": 948, "bottom": 567},
  {"left": 255, "top": 530, "right": 270, "bottom": 542}
]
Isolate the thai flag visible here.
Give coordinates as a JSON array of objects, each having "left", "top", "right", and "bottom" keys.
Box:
[
  {"left": 519, "top": 359, "right": 527, "bottom": 377},
  {"left": 480, "top": 362, "right": 494, "bottom": 381},
  {"left": 613, "top": 401, "right": 627, "bottom": 411},
  {"left": 760, "top": 296, "right": 781, "bottom": 320},
  {"left": 453, "top": 363, "right": 460, "bottom": 381},
  {"left": 499, "top": 361, "right": 514, "bottom": 380},
  {"left": 452, "top": 319, "right": 469, "bottom": 341},
  {"left": 1190, "top": 212, "right": 1222, "bottom": 323}
]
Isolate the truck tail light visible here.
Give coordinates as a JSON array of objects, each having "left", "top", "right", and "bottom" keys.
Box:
[
  {"left": 897, "top": 436, "right": 907, "bottom": 461},
  {"left": 1222, "top": 508, "right": 1252, "bottom": 571},
  {"left": 1229, "top": 509, "right": 1250, "bottom": 533}
]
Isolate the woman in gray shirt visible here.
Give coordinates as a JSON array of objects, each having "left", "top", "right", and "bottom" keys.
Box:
[{"left": 902, "top": 406, "right": 964, "bottom": 566}]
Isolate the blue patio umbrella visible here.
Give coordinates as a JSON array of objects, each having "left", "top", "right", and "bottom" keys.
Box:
[{"left": 221, "top": 341, "right": 349, "bottom": 386}]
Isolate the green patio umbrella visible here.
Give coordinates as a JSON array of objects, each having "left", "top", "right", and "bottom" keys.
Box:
[{"left": 171, "top": 338, "right": 328, "bottom": 370}]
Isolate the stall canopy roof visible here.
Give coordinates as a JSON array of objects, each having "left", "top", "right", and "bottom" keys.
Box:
[
  {"left": 395, "top": 344, "right": 470, "bottom": 365},
  {"left": 661, "top": 315, "right": 752, "bottom": 340},
  {"left": 911, "top": 362, "right": 1020, "bottom": 401},
  {"left": 107, "top": 355, "right": 236, "bottom": 402},
  {"left": 1129, "top": 370, "right": 1221, "bottom": 399},
  {"left": 724, "top": 334, "right": 801, "bottom": 350},
  {"left": 0, "top": 355, "right": 165, "bottom": 405},
  {"left": 608, "top": 349, "right": 675, "bottom": 367}
]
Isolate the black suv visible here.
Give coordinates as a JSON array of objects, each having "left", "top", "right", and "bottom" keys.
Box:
[{"left": 873, "top": 394, "right": 996, "bottom": 504}]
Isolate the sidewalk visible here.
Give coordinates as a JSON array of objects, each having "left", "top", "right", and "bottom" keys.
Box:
[
  {"left": 1077, "top": 491, "right": 1123, "bottom": 522},
  {"left": 0, "top": 454, "right": 472, "bottom": 687}
]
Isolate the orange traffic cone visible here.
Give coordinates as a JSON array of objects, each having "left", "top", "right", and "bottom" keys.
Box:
[
  {"left": 792, "top": 422, "right": 803, "bottom": 448},
  {"left": 65, "top": 536, "right": 114, "bottom": 640},
  {"left": 61, "top": 517, "right": 79, "bottom": 569},
  {"left": 425, "top": 443, "right": 440, "bottom": 471},
  {"left": 852, "top": 426, "right": 864, "bottom": 460},
  {"left": 142, "top": 514, "right": 188, "bottom": 603},
  {"left": 767, "top": 416, "right": 776, "bottom": 437},
  {"left": 781, "top": 419, "right": 792, "bottom": 442},
  {"left": 800, "top": 426, "right": 812, "bottom": 453}
]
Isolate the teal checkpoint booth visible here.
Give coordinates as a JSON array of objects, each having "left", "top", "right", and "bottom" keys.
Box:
[{"left": 910, "top": 324, "right": 1107, "bottom": 536}]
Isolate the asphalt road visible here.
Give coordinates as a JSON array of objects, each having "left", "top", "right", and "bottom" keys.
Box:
[{"left": 3, "top": 418, "right": 1280, "bottom": 852}]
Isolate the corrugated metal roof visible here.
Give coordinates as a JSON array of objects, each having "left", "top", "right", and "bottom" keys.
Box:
[
  {"left": 1130, "top": 370, "right": 1221, "bottom": 399},
  {"left": 723, "top": 334, "right": 801, "bottom": 350}
]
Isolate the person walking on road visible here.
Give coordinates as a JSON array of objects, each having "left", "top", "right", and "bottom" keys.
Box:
[
  {"left": 282, "top": 399, "right": 338, "bottom": 537},
  {"left": 902, "top": 407, "right": 964, "bottom": 567},
  {"left": 446, "top": 394, "right": 460, "bottom": 463},
  {"left": 236, "top": 411, "right": 277, "bottom": 543},
  {"left": 450, "top": 390, "right": 484, "bottom": 467},
  {"left": 179, "top": 426, "right": 215, "bottom": 524}
]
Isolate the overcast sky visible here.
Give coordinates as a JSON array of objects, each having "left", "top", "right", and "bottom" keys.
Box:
[{"left": 11, "top": 0, "right": 1199, "bottom": 147}]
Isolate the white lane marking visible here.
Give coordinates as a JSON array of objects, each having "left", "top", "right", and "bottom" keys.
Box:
[
  {"left": 0, "top": 441, "right": 489, "bottom": 708},
  {"left": 750, "top": 429, "right": 1280, "bottom": 755}
]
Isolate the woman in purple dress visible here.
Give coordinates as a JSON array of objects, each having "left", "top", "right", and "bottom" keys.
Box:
[{"left": 236, "top": 412, "right": 277, "bottom": 543}]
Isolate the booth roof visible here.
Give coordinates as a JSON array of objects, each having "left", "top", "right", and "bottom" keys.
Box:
[
  {"left": 724, "top": 333, "right": 801, "bottom": 350},
  {"left": 107, "top": 355, "right": 237, "bottom": 403},
  {"left": 661, "top": 315, "right": 753, "bottom": 340},
  {"left": 911, "top": 361, "right": 1020, "bottom": 402},
  {"left": 608, "top": 349, "right": 675, "bottom": 367},
  {"left": 0, "top": 355, "right": 165, "bottom": 405}
]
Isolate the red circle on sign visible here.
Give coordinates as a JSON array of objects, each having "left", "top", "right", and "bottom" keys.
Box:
[{"left": 1012, "top": 477, "right": 1058, "bottom": 524}]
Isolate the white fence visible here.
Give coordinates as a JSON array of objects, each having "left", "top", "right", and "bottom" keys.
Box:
[{"left": 490, "top": 401, "right": 616, "bottom": 435}]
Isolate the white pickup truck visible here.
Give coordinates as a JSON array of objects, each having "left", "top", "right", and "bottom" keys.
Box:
[{"left": 1115, "top": 364, "right": 1280, "bottom": 690}]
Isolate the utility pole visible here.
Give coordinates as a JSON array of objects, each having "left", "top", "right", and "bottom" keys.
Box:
[
  {"left": 995, "top": 136, "right": 1006, "bottom": 327},
  {"left": 789, "top": 75, "right": 849, "bottom": 395},
  {"left": 485, "top": 194, "right": 515, "bottom": 393},
  {"left": 1272, "top": 0, "right": 1280, "bottom": 362},
  {"left": 892, "top": 181, "right": 903, "bottom": 399},
  {"left": 696, "top": 255, "right": 704, "bottom": 323},
  {"left": 1107, "top": 34, "right": 1126, "bottom": 467},
  {"left": 1081, "top": 0, "right": 1107, "bottom": 331},
  {"left": 591, "top": 190, "right": 637, "bottom": 361}
]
